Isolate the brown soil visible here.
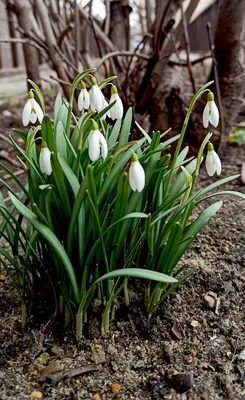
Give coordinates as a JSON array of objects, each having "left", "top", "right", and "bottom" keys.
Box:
[{"left": 0, "top": 105, "right": 245, "bottom": 400}]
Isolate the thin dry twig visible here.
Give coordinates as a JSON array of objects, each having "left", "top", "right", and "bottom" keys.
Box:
[
  {"left": 49, "top": 75, "right": 71, "bottom": 87},
  {"left": 97, "top": 50, "right": 150, "bottom": 71},
  {"left": 57, "top": 23, "right": 74, "bottom": 47},
  {"left": 74, "top": 0, "right": 80, "bottom": 69},
  {"left": 104, "top": 0, "right": 110, "bottom": 36},
  {"left": 181, "top": 0, "right": 196, "bottom": 93},
  {"left": 47, "top": 365, "right": 101, "bottom": 384}
]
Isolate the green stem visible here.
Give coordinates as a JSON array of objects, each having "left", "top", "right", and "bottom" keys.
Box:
[{"left": 165, "top": 82, "right": 213, "bottom": 197}]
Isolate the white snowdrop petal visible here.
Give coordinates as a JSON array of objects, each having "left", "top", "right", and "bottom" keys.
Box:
[
  {"left": 209, "top": 101, "right": 219, "bottom": 127},
  {"left": 22, "top": 100, "right": 32, "bottom": 127},
  {"left": 78, "top": 91, "right": 84, "bottom": 111},
  {"left": 129, "top": 166, "right": 137, "bottom": 191},
  {"left": 32, "top": 99, "right": 43, "bottom": 124},
  {"left": 109, "top": 93, "right": 123, "bottom": 120},
  {"left": 88, "top": 131, "right": 100, "bottom": 161},
  {"left": 78, "top": 89, "right": 90, "bottom": 111},
  {"left": 90, "top": 85, "right": 104, "bottom": 112},
  {"left": 98, "top": 131, "right": 108, "bottom": 159},
  {"left": 115, "top": 97, "right": 123, "bottom": 120},
  {"left": 83, "top": 89, "right": 90, "bottom": 110},
  {"left": 133, "top": 161, "right": 145, "bottom": 192},
  {"left": 202, "top": 102, "right": 210, "bottom": 128},
  {"left": 205, "top": 152, "right": 215, "bottom": 177},
  {"left": 30, "top": 112, "right": 37, "bottom": 124},
  {"left": 40, "top": 147, "right": 52, "bottom": 175},
  {"left": 129, "top": 161, "right": 145, "bottom": 192},
  {"left": 213, "top": 150, "right": 222, "bottom": 175}
]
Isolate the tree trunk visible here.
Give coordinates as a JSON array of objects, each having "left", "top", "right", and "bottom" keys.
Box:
[
  {"left": 7, "top": 8, "right": 18, "bottom": 67},
  {"left": 148, "top": 0, "right": 200, "bottom": 136},
  {"left": 12, "top": 0, "right": 41, "bottom": 89},
  {"left": 213, "top": 0, "right": 245, "bottom": 154},
  {"left": 34, "top": 0, "right": 70, "bottom": 99},
  {"left": 109, "top": 0, "right": 132, "bottom": 51}
]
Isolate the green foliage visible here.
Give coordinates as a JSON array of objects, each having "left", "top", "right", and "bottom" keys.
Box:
[{"left": 1, "top": 72, "right": 244, "bottom": 337}]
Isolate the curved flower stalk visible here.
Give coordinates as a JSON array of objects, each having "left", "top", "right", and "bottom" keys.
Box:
[
  {"left": 109, "top": 85, "right": 123, "bottom": 120},
  {"left": 129, "top": 152, "right": 145, "bottom": 192},
  {"left": 203, "top": 91, "right": 219, "bottom": 128},
  {"left": 89, "top": 77, "right": 105, "bottom": 112},
  {"left": 78, "top": 81, "right": 90, "bottom": 111},
  {"left": 39, "top": 140, "right": 52, "bottom": 175},
  {"left": 22, "top": 91, "right": 43, "bottom": 126},
  {"left": 205, "top": 142, "right": 222, "bottom": 176},
  {"left": 88, "top": 121, "right": 108, "bottom": 162}
]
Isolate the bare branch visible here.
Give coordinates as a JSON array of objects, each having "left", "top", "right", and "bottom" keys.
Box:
[
  {"left": 180, "top": 0, "right": 196, "bottom": 93},
  {"left": 57, "top": 23, "right": 74, "bottom": 48},
  {"left": 104, "top": 0, "right": 110, "bottom": 36},
  {"left": 96, "top": 50, "right": 150, "bottom": 71}
]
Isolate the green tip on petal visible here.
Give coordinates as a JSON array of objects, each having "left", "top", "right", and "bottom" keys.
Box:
[
  {"left": 208, "top": 91, "right": 214, "bottom": 102},
  {"left": 207, "top": 142, "right": 214, "bottom": 152},
  {"left": 111, "top": 85, "right": 118, "bottom": 94},
  {"left": 92, "top": 120, "right": 99, "bottom": 131},
  {"left": 28, "top": 90, "right": 34, "bottom": 99},
  {"left": 41, "top": 140, "right": 48, "bottom": 149},
  {"left": 81, "top": 81, "right": 86, "bottom": 89},
  {"left": 91, "top": 77, "right": 97, "bottom": 86},
  {"left": 131, "top": 152, "right": 138, "bottom": 162}
]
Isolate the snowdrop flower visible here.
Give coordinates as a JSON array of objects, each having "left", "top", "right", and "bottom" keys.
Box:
[
  {"left": 109, "top": 85, "right": 123, "bottom": 120},
  {"left": 203, "top": 91, "right": 219, "bottom": 128},
  {"left": 88, "top": 121, "right": 108, "bottom": 162},
  {"left": 129, "top": 152, "right": 145, "bottom": 192},
  {"left": 39, "top": 140, "right": 52, "bottom": 175},
  {"left": 205, "top": 142, "right": 222, "bottom": 177},
  {"left": 78, "top": 81, "right": 90, "bottom": 111},
  {"left": 22, "top": 91, "right": 43, "bottom": 127},
  {"left": 89, "top": 77, "right": 105, "bottom": 113}
]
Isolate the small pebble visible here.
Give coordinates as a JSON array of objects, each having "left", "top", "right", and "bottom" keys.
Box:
[
  {"left": 204, "top": 292, "right": 216, "bottom": 309},
  {"left": 30, "top": 391, "right": 42, "bottom": 399},
  {"left": 238, "top": 349, "right": 245, "bottom": 360},
  {"left": 111, "top": 383, "right": 121, "bottom": 393},
  {"left": 191, "top": 320, "right": 199, "bottom": 328},
  {"left": 91, "top": 395, "right": 101, "bottom": 400},
  {"left": 171, "top": 372, "right": 194, "bottom": 394}
]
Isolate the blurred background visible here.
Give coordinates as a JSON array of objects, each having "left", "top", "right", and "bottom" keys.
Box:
[{"left": 0, "top": 0, "right": 245, "bottom": 153}]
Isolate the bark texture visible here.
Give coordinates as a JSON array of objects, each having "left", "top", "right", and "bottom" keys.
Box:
[
  {"left": 13, "top": 0, "right": 41, "bottom": 89},
  {"left": 213, "top": 0, "right": 245, "bottom": 152},
  {"left": 109, "top": 0, "right": 132, "bottom": 51},
  {"left": 34, "top": 0, "right": 70, "bottom": 98}
]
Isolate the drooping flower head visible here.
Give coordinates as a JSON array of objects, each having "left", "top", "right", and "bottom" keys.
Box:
[
  {"left": 129, "top": 152, "right": 145, "bottom": 192},
  {"left": 22, "top": 90, "right": 44, "bottom": 127},
  {"left": 109, "top": 85, "right": 123, "bottom": 120},
  {"left": 203, "top": 91, "right": 219, "bottom": 128},
  {"left": 78, "top": 81, "right": 90, "bottom": 111},
  {"left": 205, "top": 142, "right": 222, "bottom": 177},
  {"left": 88, "top": 121, "right": 108, "bottom": 162},
  {"left": 39, "top": 140, "right": 52, "bottom": 176},
  {"left": 89, "top": 77, "right": 105, "bottom": 113}
]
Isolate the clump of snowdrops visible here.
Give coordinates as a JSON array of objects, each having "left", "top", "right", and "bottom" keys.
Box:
[{"left": 0, "top": 69, "right": 244, "bottom": 337}]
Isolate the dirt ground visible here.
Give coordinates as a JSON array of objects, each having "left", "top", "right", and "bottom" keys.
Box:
[{"left": 0, "top": 103, "right": 245, "bottom": 400}]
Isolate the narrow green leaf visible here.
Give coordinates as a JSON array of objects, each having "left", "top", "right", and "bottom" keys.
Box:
[{"left": 9, "top": 192, "right": 80, "bottom": 304}]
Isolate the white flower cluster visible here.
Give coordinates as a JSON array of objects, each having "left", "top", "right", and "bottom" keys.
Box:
[
  {"left": 22, "top": 79, "right": 145, "bottom": 192},
  {"left": 78, "top": 77, "right": 123, "bottom": 121}
]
